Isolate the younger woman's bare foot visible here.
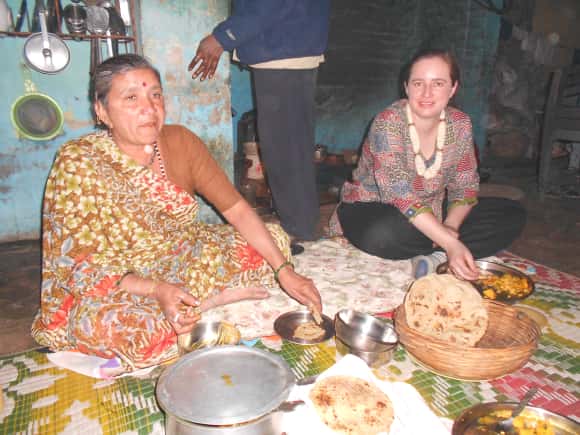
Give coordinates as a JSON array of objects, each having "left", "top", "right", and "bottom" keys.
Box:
[{"left": 201, "top": 287, "right": 270, "bottom": 311}]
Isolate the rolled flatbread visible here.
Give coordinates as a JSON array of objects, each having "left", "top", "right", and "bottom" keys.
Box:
[
  {"left": 293, "top": 321, "right": 325, "bottom": 340},
  {"left": 309, "top": 375, "right": 394, "bottom": 435},
  {"left": 404, "top": 273, "right": 488, "bottom": 346}
]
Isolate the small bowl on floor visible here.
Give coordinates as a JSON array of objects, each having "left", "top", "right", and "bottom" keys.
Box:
[
  {"left": 334, "top": 309, "right": 398, "bottom": 367},
  {"left": 335, "top": 337, "right": 395, "bottom": 369},
  {"left": 274, "top": 309, "right": 334, "bottom": 345},
  {"left": 177, "top": 321, "right": 241, "bottom": 355},
  {"left": 335, "top": 309, "right": 398, "bottom": 352}
]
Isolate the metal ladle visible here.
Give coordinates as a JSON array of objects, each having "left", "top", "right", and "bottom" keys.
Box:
[
  {"left": 86, "top": 5, "right": 108, "bottom": 75},
  {"left": 98, "top": 0, "right": 126, "bottom": 57},
  {"left": 492, "top": 387, "right": 539, "bottom": 433}
]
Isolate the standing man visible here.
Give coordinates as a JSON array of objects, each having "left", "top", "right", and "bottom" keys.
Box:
[{"left": 189, "top": 0, "right": 331, "bottom": 255}]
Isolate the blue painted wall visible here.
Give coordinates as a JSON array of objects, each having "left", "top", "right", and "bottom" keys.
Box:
[
  {"left": 139, "top": 0, "right": 233, "bottom": 223},
  {"left": 0, "top": 12, "right": 95, "bottom": 241},
  {"left": 0, "top": 0, "right": 232, "bottom": 242}
]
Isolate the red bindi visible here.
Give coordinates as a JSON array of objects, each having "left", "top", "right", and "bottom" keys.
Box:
[{"left": 142, "top": 82, "right": 147, "bottom": 87}]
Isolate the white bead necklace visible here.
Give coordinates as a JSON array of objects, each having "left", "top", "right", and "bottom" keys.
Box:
[{"left": 406, "top": 103, "right": 446, "bottom": 179}]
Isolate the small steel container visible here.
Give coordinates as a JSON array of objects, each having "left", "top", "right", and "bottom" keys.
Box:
[
  {"left": 177, "top": 321, "right": 241, "bottom": 355},
  {"left": 156, "top": 346, "right": 295, "bottom": 435},
  {"left": 334, "top": 309, "right": 398, "bottom": 367},
  {"left": 335, "top": 337, "right": 394, "bottom": 369}
]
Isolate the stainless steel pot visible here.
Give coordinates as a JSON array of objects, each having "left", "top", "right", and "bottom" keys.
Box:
[
  {"left": 165, "top": 411, "right": 284, "bottom": 435},
  {"left": 156, "top": 346, "right": 295, "bottom": 435}
]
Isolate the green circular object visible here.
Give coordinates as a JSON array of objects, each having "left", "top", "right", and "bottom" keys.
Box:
[{"left": 11, "top": 93, "right": 64, "bottom": 141}]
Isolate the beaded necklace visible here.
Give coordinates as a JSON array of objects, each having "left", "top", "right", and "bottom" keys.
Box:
[
  {"left": 153, "top": 143, "right": 166, "bottom": 178},
  {"left": 406, "top": 103, "right": 446, "bottom": 179},
  {"left": 143, "top": 143, "right": 165, "bottom": 177}
]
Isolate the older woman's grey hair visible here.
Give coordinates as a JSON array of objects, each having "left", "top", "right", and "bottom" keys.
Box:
[{"left": 91, "top": 54, "right": 162, "bottom": 107}]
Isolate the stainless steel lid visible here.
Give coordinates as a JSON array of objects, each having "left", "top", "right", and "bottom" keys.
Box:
[
  {"left": 156, "top": 345, "right": 295, "bottom": 426},
  {"left": 23, "top": 33, "right": 71, "bottom": 74}
]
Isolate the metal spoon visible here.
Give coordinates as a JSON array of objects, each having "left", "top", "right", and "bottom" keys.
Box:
[
  {"left": 275, "top": 400, "right": 305, "bottom": 413},
  {"left": 86, "top": 5, "right": 108, "bottom": 74},
  {"left": 98, "top": 1, "right": 125, "bottom": 57},
  {"left": 492, "top": 387, "right": 538, "bottom": 433}
]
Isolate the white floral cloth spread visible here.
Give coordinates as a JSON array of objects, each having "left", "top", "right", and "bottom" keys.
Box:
[{"left": 204, "top": 237, "right": 415, "bottom": 339}]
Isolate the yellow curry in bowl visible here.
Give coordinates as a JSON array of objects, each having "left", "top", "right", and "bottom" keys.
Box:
[
  {"left": 436, "top": 260, "right": 534, "bottom": 303},
  {"left": 453, "top": 403, "right": 579, "bottom": 435}
]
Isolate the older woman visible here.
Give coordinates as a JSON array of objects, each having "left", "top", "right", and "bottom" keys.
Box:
[
  {"left": 32, "top": 54, "right": 322, "bottom": 372},
  {"left": 329, "top": 49, "right": 525, "bottom": 280}
]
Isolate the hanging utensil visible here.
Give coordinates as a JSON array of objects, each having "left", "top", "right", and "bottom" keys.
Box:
[
  {"left": 86, "top": 5, "right": 109, "bottom": 75},
  {"left": 23, "top": 3, "right": 70, "bottom": 74},
  {"left": 14, "top": 0, "right": 28, "bottom": 32},
  {"left": 0, "top": 0, "right": 14, "bottom": 32},
  {"left": 11, "top": 64, "right": 64, "bottom": 141},
  {"left": 63, "top": 0, "right": 87, "bottom": 37},
  {"left": 117, "top": 0, "right": 130, "bottom": 27},
  {"left": 44, "top": 0, "right": 62, "bottom": 33},
  {"left": 30, "top": 0, "right": 42, "bottom": 32},
  {"left": 98, "top": 0, "right": 126, "bottom": 57}
]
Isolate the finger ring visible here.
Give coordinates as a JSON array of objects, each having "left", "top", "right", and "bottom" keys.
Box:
[{"left": 173, "top": 312, "right": 181, "bottom": 323}]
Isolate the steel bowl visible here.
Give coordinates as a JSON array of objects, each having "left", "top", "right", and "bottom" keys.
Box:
[
  {"left": 335, "top": 337, "right": 394, "bottom": 369},
  {"left": 273, "top": 309, "right": 334, "bottom": 345},
  {"left": 334, "top": 309, "right": 398, "bottom": 353},
  {"left": 452, "top": 402, "right": 580, "bottom": 435},
  {"left": 177, "top": 321, "right": 241, "bottom": 355}
]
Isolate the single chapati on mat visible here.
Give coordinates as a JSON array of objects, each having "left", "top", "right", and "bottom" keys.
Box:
[
  {"left": 309, "top": 375, "right": 394, "bottom": 434},
  {"left": 404, "top": 273, "right": 488, "bottom": 346}
]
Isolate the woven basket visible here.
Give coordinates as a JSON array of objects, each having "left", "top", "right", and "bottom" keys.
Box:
[{"left": 394, "top": 300, "right": 541, "bottom": 381}]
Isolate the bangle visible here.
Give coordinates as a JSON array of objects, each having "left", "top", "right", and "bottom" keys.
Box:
[
  {"left": 273, "top": 260, "right": 294, "bottom": 281},
  {"left": 116, "top": 271, "right": 133, "bottom": 288}
]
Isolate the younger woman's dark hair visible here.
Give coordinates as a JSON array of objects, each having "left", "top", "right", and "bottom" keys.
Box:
[
  {"left": 90, "top": 54, "right": 162, "bottom": 107},
  {"left": 401, "top": 48, "right": 461, "bottom": 89}
]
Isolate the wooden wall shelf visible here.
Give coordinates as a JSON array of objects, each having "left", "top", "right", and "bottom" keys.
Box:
[
  {"left": 1, "top": 0, "right": 139, "bottom": 51},
  {"left": 0, "top": 31, "right": 135, "bottom": 42}
]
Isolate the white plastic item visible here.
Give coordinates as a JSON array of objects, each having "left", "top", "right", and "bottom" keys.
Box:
[
  {"left": 0, "top": 0, "right": 14, "bottom": 32},
  {"left": 243, "top": 141, "right": 264, "bottom": 180}
]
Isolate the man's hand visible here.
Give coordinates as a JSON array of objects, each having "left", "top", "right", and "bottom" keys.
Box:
[{"left": 188, "top": 35, "right": 224, "bottom": 81}]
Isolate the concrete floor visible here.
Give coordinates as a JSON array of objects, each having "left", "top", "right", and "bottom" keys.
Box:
[{"left": 1, "top": 163, "right": 578, "bottom": 356}]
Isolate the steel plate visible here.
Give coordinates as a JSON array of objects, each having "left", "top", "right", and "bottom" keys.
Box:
[
  {"left": 453, "top": 402, "right": 580, "bottom": 434},
  {"left": 274, "top": 309, "right": 334, "bottom": 344},
  {"left": 437, "top": 260, "right": 534, "bottom": 303},
  {"left": 156, "top": 345, "right": 294, "bottom": 426}
]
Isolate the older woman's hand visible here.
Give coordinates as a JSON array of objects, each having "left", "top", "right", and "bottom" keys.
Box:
[
  {"left": 153, "top": 282, "right": 201, "bottom": 334},
  {"left": 277, "top": 267, "right": 323, "bottom": 313}
]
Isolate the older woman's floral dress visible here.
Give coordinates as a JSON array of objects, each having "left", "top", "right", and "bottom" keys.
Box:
[{"left": 32, "top": 131, "right": 290, "bottom": 370}]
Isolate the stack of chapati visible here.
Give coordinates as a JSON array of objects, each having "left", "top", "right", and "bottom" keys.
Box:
[
  {"left": 309, "top": 375, "right": 394, "bottom": 434},
  {"left": 404, "top": 274, "right": 489, "bottom": 346}
]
